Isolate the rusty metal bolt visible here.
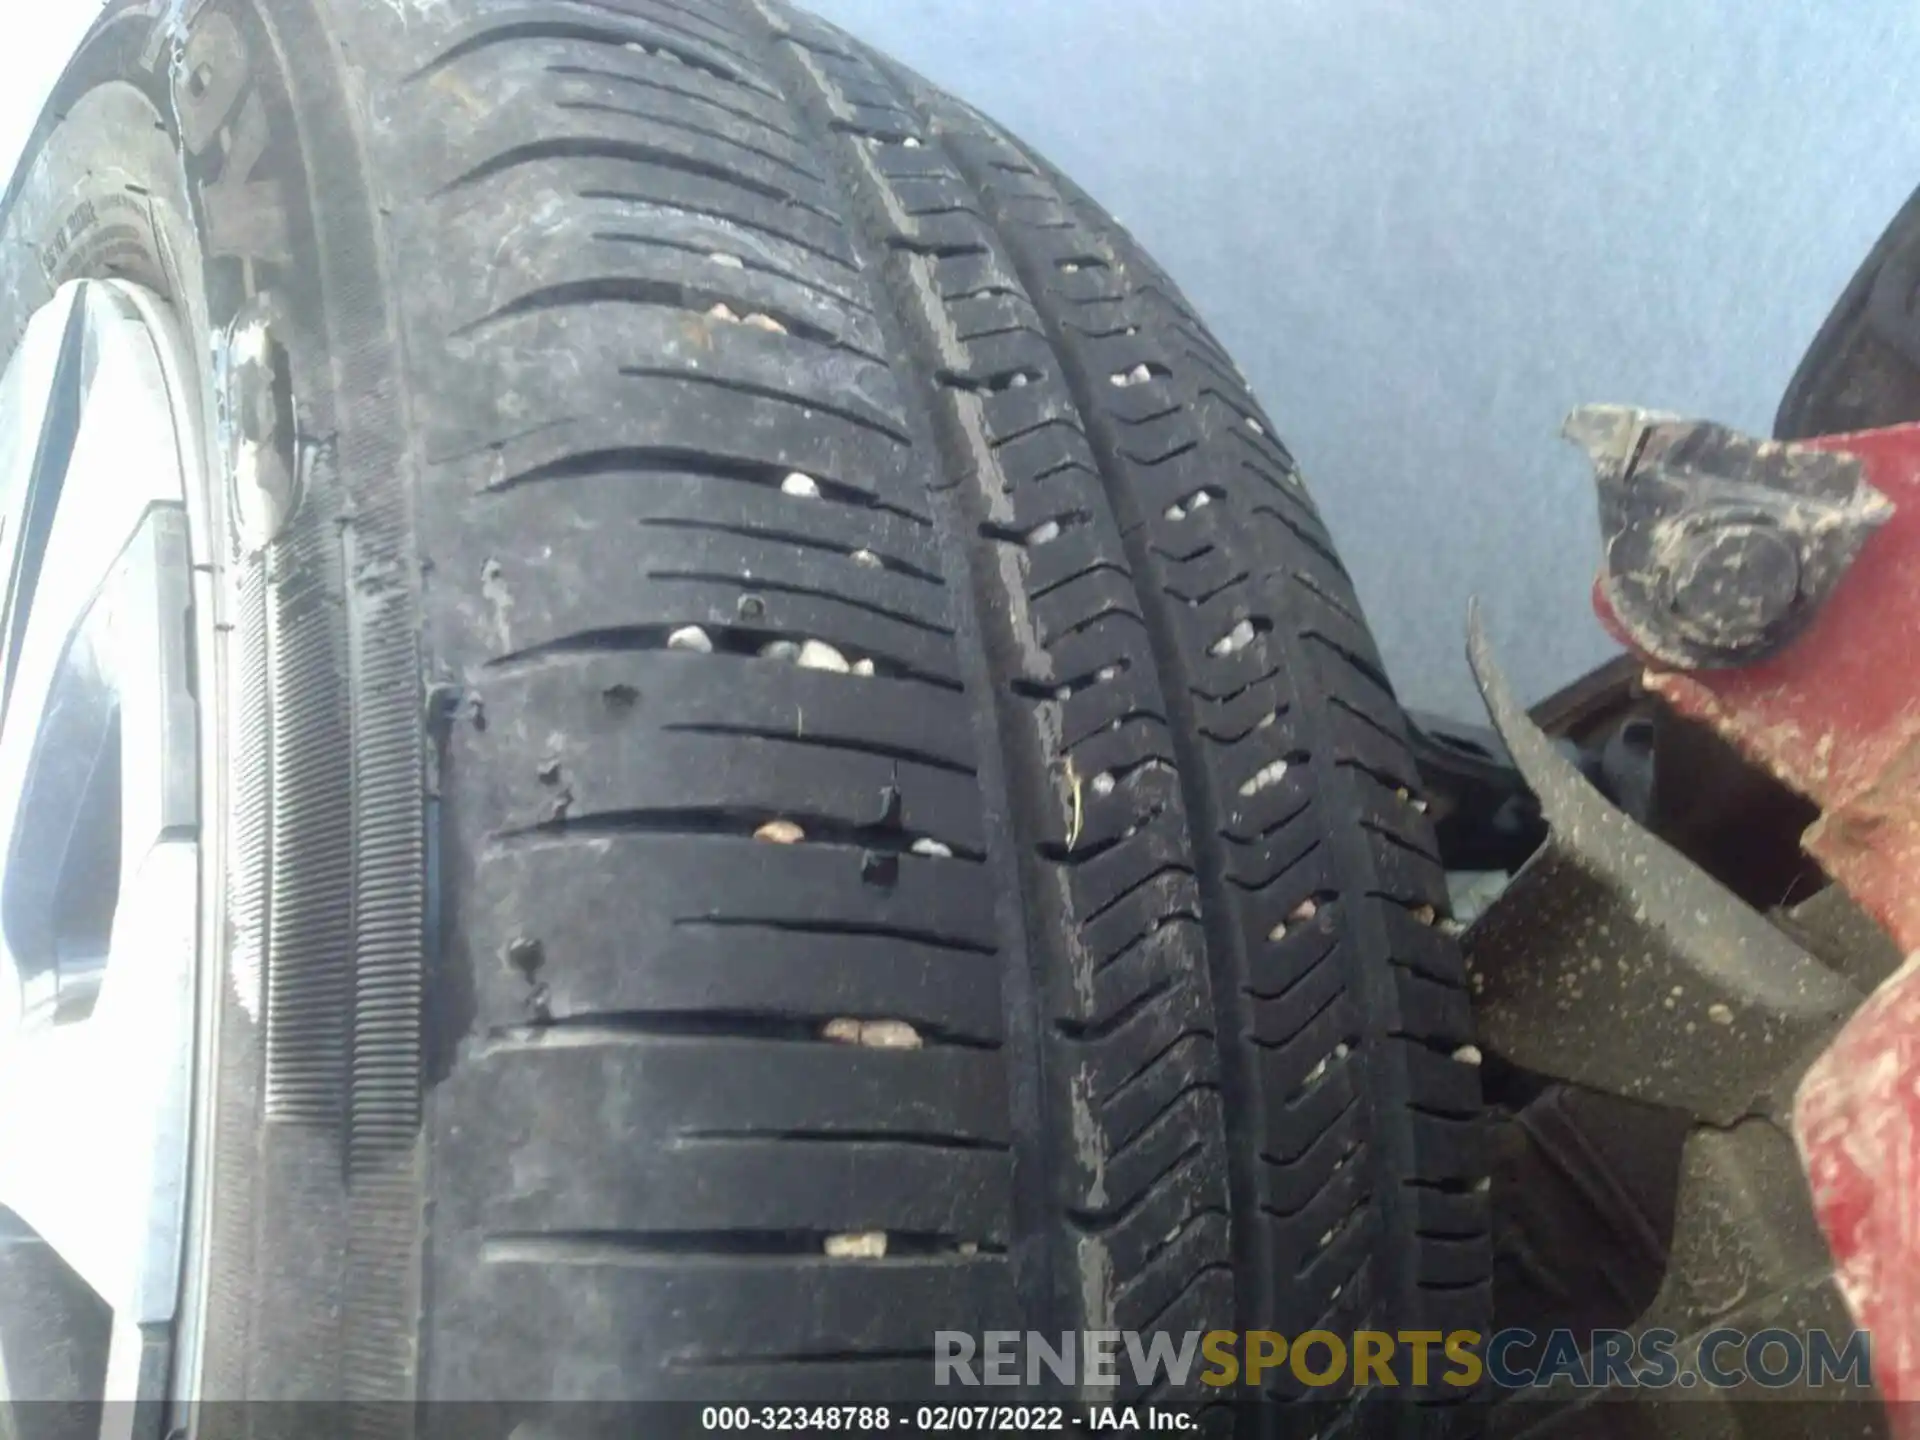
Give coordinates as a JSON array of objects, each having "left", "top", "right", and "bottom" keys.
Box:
[
  {"left": 1568, "top": 405, "right": 1892, "bottom": 670},
  {"left": 1662, "top": 519, "right": 1803, "bottom": 652}
]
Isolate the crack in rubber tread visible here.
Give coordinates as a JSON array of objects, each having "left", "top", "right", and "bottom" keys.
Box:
[{"left": 310, "top": 0, "right": 1493, "bottom": 1422}]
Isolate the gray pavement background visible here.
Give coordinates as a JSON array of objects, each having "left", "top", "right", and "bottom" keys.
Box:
[{"left": 806, "top": 0, "right": 1920, "bottom": 721}]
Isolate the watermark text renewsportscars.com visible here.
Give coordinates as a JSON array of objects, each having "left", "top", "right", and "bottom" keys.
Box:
[{"left": 933, "top": 1328, "right": 1873, "bottom": 1391}]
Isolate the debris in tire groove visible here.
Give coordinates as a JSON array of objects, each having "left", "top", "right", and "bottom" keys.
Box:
[
  {"left": 1238, "top": 760, "right": 1288, "bottom": 798},
  {"left": 824, "top": 1232, "right": 888, "bottom": 1258},
  {"left": 1209, "top": 619, "right": 1257, "bottom": 657},
  {"left": 823, "top": 1017, "right": 924, "bottom": 1049},
  {"left": 798, "top": 638, "right": 850, "bottom": 672}
]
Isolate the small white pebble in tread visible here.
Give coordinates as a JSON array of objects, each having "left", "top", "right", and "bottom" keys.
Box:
[
  {"left": 865, "top": 1019, "right": 922, "bottom": 1048},
  {"left": 798, "top": 639, "right": 850, "bottom": 673},
  {"left": 1411, "top": 904, "right": 1438, "bottom": 926},
  {"left": 781, "top": 471, "right": 820, "bottom": 498},
  {"left": 1090, "top": 772, "right": 1116, "bottom": 798},
  {"left": 824, "top": 1231, "right": 888, "bottom": 1258},
  {"left": 667, "top": 625, "right": 713, "bottom": 654},
  {"left": 851, "top": 658, "right": 876, "bottom": 677},
  {"left": 1452, "top": 1044, "right": 1484, "bottom": 1067},
  {"left": 1248, "top": 417, "right": 1265, "bottom": 436},
  {"left": 754, "top": 819, "right": 805, "bottom": 845},
  {"left": 1026, "top": 519, "right": 1061, "bottom": 545},
  {"left": 902, "top": 136, "right": 923, "bottom": 148},
  {"left": 1238, "top": 760, "right": 1288, "bottom": 798},
  {"left": 1289, "top": 899, "right": 1319, "bottom": 922},
  {"left": 1097, "top": 665, "right": 1120, "bottom": 683},
  {"left": 1164, "top": 501, "right": 1187, "bottom": 521},
  {"left": 824, "top": 1017, "right": 923, "bottom": 1049},
  {"left": 1268, "top": 921, "right": 1289, "bottom": 942},
  {"left": 1109, "top": 363, "right": 1155, "bottom": 388},
  {"left": 709, "top": 251, "right": 745, "bottom": 268},
  {"left": 706, "top": 302, "right": 739, "bottom": 322},
  {"left": 742, "top": 313, "right": 787, "bottom": 334},
  {"left": 1707, "top": 1002, "right": 1735, "bottom": 1026},
  {"left": 1210, "top": 619, "right": 1257, "bottom": 657},
  {"left": 820, "top": 1017, "right": 861, "bottom": 1045},
  {"left": 1189, "top": 490, "right": 1212, "bottom": 510},
  {"left": 758, "top": 639, "right": 801, "bottom": 663},
  {"left": 910, "top": 838, "right": 953, "bottom": 858},
  {"left": 850, "top": 549, "right": 882, "bottom": 568}
]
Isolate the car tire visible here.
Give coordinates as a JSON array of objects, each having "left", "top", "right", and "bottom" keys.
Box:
[{"left": 0, "top": 0, "right": 1488, "bottom": 1428}]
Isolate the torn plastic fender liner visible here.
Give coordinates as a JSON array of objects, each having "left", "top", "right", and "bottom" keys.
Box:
[{"left": 1462, "top": 607, "right": 1857, "bottom": 1125}]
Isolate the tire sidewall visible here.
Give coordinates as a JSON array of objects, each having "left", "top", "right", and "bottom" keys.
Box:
[{"left": 0, "top": 0, "right": 427, "bottom": 1404}]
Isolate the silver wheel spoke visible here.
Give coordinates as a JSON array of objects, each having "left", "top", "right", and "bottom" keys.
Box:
[{"left": 0, "top": 281, "right": 203, "bottom": 1401}]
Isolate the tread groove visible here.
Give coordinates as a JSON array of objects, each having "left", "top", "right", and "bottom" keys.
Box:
[
  {"left": 588, "top": 224, "right": 869, "bottom": 306},
  {"left": 617, "top": 366, "right": 912, "bottom": 443},
  {"left": 473, "top": 444, "right": 934, "bottom": 527},
  {"left": 677, "top": 1128, "right": 1010, "bottom": 1153},
  {"left": 556, "top": 97, "right": 826, "bottom": 184},
  {"left": 459, "top": 277, "right": 878, "bottom": 359},
  {"left": 645, "top": 568, "right": 954, "bottom": 635},
  {"left": 661, "top": 721, "right": 977, "bottom": 777},
  {"left": 413, "top": 17, "right": 777, "bottom": 97},
  {"left": 580, "top": 186, "right": 859, "bottom": 270},
  {"left": 486, "top": 1010, "right": 994, "bottom": 1048},
  {"left": 447, "top": 137, "right": 839, "bottom": 222},
  {"left": 675, "top": 917, "right": 996, "bottom": 958},
  {"left": 483, "top": 624, "right": 960, "bottom": 689},
  {"left": 492, "top": 804, "right": 988, "bottom": 859},
  {"left": 638, "top": 516, "right": 943, "bottom": 583}
]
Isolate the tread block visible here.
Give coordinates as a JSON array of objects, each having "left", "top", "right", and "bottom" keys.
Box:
[{"left": 462, "top": 830, "right": 1002, "bottom": 1032}]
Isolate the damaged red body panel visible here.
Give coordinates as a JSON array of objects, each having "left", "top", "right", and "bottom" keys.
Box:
[{"left": 1597, "top": 421, "right": 1920, "bottom": 1415}]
